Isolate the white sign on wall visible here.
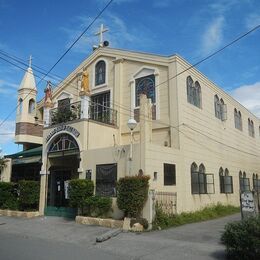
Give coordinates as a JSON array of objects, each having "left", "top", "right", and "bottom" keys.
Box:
[
  {"left": 240, "top": 191, "right": 256, "bottom": 219},
  {"left": 46, "top": 125, "right": 80, "bottom": 143}
]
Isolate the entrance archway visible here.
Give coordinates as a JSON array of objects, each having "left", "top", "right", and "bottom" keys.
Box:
[{"left": 45, "top": 134, "right": 80, "bottom": 218}]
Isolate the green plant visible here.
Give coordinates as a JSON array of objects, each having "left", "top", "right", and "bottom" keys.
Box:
[
  {"left": 221, "top": 216, "right": 260, "bottom": 259},
  {"left": 18, "top": 180, "right": 40, "bottom": 211},
  {"left": 0, "top": 157, "right": 6, "bottom": 172},
  {"left": 117, "top": 175, "right": 150, "bottom": 218},
  {"left": 84, "top": 196, "right": 112, "bottom": 217},
  {"left": 68, "top": 179, "right": 94, "bottom": 214},
  {"left": 0, "top": 182, "right": 18, "bottom": 210},
  {"left": 153, "top": 203, "right": 240, "bottom": 230}
]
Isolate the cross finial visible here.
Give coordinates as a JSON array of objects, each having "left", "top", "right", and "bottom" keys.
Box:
[
  {"left": 29, "top": 55, "right": 33, "bottom": 68},
  {"left": 95, "top": 24, "right": 109, "bottom": 46}
]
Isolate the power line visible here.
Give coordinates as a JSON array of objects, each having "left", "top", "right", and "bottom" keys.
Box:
[{"left": 0, "top": 0, "right": 114, "bottom": 128}]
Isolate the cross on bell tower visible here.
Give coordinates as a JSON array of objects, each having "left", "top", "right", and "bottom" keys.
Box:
[
  {"left": 94, "top": 24, "right": 109, "bottom": 47},
  {"left": 28, "top": 55, "right": 33, "bottom": 68}
]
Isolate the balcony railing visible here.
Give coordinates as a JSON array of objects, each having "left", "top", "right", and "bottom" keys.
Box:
[
  {"left": 89, "top": 101, "right": 117, "bottom": 126},
  {"left": 50, "top": 101, "right": 81, "bottom": 126},
  {"left": 49, "top": 101, "right": 117, "bottom": 127}
]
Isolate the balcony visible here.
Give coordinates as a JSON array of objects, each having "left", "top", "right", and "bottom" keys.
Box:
[
  {"left": 50, "top": 101, "right": 81, "bottom": 126},
  {"left": 49, "top": 101, "right": 117, "bottom": 127},
  {"left": 89, "top": 101, "right": 117, "bottom": 126}
]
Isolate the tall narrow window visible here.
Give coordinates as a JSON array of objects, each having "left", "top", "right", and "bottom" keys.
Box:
[
  {"left": 95, "top": 60, "right": 106, "bottom": 86},
  {"left": 186, "top": 76, "right": 201, "bottom": 108},
  {"left": 28, "top": 99, "right": 35, "bottom": 114},
  {"left": 234, "top": 109, "right": 242, "bottom": 130},
  {"left": 219, "top": 167, "right": 224, "bottom": 193},
  {"left": 214, "top": 95, "right": 221, "bottom": 119},
  {"left": 18, "top": 98, "right": 23, "bottom": 114},
  {"left": 239, "top": 171, "right": 250, "bottom": 192},
  {"left": 164, "top": 163, "right": 176, "bottom": 186},
  {"left": 135, "top": 74, "right": 155, "bottom": 107},
  {"left": 248, "top": 118, "right": 255, "bottom": 137},
  {"left": 191, "top": 162, "right": 199, "bottom": 194},
  {"left": 253, "top": 174, "right": 260, "bottom": 192}
]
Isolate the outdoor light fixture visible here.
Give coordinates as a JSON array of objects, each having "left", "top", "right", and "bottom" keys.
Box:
[{"left": 127, "top": 118, "right": 137, "bottom": 162}]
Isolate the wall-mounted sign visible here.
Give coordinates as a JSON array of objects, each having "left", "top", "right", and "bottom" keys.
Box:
[
  {"left": 240, "top": 191, "right": 256, "bottom": 219},
  {"left": 46, "top": 125, "right": 80, "bottom": 143}
]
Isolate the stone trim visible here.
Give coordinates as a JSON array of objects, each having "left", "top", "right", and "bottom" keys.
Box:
[
  {"left": 76, "top": 216, "right": 123, "bottom": 229},
  {"left": 0, "top": 209, "right": 40, "bottom": 218}
]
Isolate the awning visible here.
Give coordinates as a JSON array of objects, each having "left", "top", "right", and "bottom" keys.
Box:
[
  {"left": 12, "top": 156, "right": 42, "bottom": 165},
  {"left": 6, "top": 146, "right": 42, "bottom": 159}
]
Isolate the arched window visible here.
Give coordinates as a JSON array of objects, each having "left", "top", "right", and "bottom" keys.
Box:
[
  {"left": 234, "top": 109, "right": 242, "bottom": 130},
  {"left": 95, "top": 60, "right": 106, "bottom": 86},
  {"left": 191, "top": 162, "right": 198, "bottom": 194},
  {"left": 253, "top": 174, "right": 259, "bottom": 191},
  {"left": 214, "top": 95, "right": 221, "bottom": 119},
  {"left": 187, "top": 76, "right": 193, "bottom": 104},
  {"left": 18, "top": 98, "right": 23, "bottom": 114},
  {"left": 248, "top": 118, "right": 255, "bottom": 137},
  {"left": 28, "top": 99, "right": 35, "bottom": 114},
  {"left": 240, "top": 171, "right": 250, "bottom": 192},
  {"left": 219, "top": 167, "right": 224, "bottom": 193},
  {"left": 49, "top": 134, "right": 79, "bottom": 153},
  {"left": 186, "top": 77, "right": 201, "bottom": 108},
  {"left": 194, "top": 81, "right": 201, "bottom": 108}
]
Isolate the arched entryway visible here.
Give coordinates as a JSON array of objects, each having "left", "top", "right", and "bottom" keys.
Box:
[{"left": 44, "top": 133, "right": 80, "bottom": 218}]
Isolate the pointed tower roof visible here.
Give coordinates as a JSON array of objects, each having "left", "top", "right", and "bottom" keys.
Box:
[{"left": 19, "top": 55, "right": 36, "bottom": 91}]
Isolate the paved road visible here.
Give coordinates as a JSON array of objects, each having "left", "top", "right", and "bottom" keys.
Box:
[{"left": 0, "top": 213, "right": 241, "bottom": 260}]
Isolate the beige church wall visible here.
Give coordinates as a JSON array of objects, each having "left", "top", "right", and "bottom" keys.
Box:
[{"left": 170, "top": 59, "right": 260, "bottom": 212}]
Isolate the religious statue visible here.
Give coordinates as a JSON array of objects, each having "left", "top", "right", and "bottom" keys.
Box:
[
  {"left": 80, "top": 70, "right": 90, "bottom": 95},
  {"left": 44, "top": 81, "right": 53, "bottom": 106}
]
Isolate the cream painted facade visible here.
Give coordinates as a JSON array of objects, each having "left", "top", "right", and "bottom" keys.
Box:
[{"left": 5, "top": 46, "right": 260, "bottom": 218}]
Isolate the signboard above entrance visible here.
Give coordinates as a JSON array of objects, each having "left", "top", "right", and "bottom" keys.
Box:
[{"left": 46, "top": 125, "right": 80, "bottom": 143}]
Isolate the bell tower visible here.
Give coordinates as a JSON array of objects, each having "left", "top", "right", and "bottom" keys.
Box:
[{"left": 15, "top": 56, "right": 43, "bottom": 150}]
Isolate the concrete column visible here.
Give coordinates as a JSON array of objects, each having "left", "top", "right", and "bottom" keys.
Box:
[
  {"left": 139, "top": 94, "right": 152, "bottom": 174},
  {"left": 80, "top": 94, "right": 90, "bottom": 119},
  {"left": 0, "top": 158, "right": 12, "bottom": 182}
]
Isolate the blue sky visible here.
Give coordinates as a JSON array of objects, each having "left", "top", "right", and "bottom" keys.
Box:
[{"left": 0, "top": 0, "right": 259, "bottom": 154}]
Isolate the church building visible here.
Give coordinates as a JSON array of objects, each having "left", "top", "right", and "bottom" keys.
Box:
[{"left": 2, "top": 25, "right": 260, "bottom": 219}]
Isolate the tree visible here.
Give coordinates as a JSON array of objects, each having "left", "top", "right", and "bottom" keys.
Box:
[{"left": 0, "top": 157, "right": 6, "bottom": 177}]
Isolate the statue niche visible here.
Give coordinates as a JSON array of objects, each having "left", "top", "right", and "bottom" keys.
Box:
[{"left": 80, "top": 70, "right": 90, "bottom": 96}]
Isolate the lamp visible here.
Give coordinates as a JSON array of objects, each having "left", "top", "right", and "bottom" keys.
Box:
[{"left": 127, "top": 118, "right": 137, "bottom": 162}]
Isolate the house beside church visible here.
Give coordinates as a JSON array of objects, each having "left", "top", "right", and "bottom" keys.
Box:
[{"left": 2, "top": 26, "right": 260, "bottom": 219}]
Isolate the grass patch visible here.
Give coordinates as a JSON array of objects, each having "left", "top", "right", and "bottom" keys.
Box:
[{"left": 153, "top": 203, "right": 240, "bottom": 230}]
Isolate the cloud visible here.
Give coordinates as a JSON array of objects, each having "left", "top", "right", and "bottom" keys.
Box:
[
  {"left": 0, "top": 120, "right": 15, "bottom": 145},
  {"left": 0, "top": 79, "right": 19, "bottom": 95},
  {"left": 201, "top": 16, "right": 225, "bottom": 55},
  {"left": 61, "top": 12, "right": 154, "bottom": 54},
  {"left": 229, "top": 82, "right": 260, "bottom": 117},
  {"left": 245, "top": 13, "right": 260, "bottom": 29}
]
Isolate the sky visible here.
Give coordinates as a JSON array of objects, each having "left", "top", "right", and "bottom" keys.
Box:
[{"left": 0, "top": 0, "right": 259, "bottom": 155}]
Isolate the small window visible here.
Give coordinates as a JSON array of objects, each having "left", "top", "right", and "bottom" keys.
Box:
[
  {"left": 248, "top": 119, "right": 255, "bottom": 137},
  {"left": 186, "top": 76, "right": 201, "bottom": 108},
  {"left": 220, "top": 168, "right": 233, "bottom": 193},
  {"left": 191, "top": 163, "right": 214, "bottom": 194},
  {"left": 234, "top": 109, "right": 242, "bottom": 130},
  {"left": 18, "top": 98, "right": 23, "bottom": 114},
  {"left": 214, "top": 96, "right": 227, "bottom": 120},
  {"left": 96, "top": 164, "right": 117, "bottom": 197},
  {"left": 28, "top": 99, "right": 35, "bottom": 114},
  {"left": 239, "top": 171, "right": 250, "bottom": 192},
  {"left": 253, "top": 174, "right": 260, "bottom": 192},
  {"left": 164, "top": 163, "right": 176, "bottom": 185},
  {"left": 95, "top": 60, "right": 106, "bottom": 86}
]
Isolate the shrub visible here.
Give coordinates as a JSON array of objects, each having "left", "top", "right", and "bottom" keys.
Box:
[
  {"left": 221, "top": 216, "right": 260, "bottom": 259},
  {"left": 84, "top": 196, "right": 112, "bottom": 217},
  {"left": 68, "top": 179, "right": 94, "bottom": 214},
  {"left": 130, "top": 217, "right": 149, "bottom": 230},
  {"left": 0, "top": 182, "right": 18, "bottom": 210},
  {"left": 153, "top": 203, "right": 240, "bottom": 230},
  {"left": 117, "top": 175, "right": 150, "bottom": 218},
  {"left": 18, "top": 180, "right": 40, "bottom": 211}
]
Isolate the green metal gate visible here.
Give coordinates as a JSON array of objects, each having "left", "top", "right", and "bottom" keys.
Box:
[{"left": 44, "top": 206, "right": 77, "bottom": 219}]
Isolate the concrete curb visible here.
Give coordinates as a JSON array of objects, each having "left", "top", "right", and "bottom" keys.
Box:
[
  {"left": 96, "top": 228, "right": 122, "bottom": 242},
  {"left": 0, "top": 209, "right": 40, "bottom": 218},
  {"left": 76, "top": 216, "right": 123, "bottom": 229}
]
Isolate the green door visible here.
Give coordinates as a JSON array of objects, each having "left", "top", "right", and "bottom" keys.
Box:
[{"left": 45, "top": 170, "right": 77, "bottom": 219}]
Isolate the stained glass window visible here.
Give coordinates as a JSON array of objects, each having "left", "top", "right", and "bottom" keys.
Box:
[
  {"left": 135, "top": 74, "right": 155, "bottom": 107},
  {"left": 95, "top": 60, "right": 106, "bottom": 86}
]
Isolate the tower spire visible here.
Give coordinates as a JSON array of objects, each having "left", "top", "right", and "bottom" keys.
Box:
[{"left": 29, "top": 55, "right": 33, "bottom": 68}]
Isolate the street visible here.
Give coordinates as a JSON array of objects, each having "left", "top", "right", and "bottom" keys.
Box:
[{"left": 0, "top": 213, "right": 241, "bottom": 260}]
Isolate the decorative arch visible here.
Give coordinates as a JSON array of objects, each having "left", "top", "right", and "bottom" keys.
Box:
[
  {"left": 18, "top": 98, "right": 23, "bottom": 114},
  {"left": 48, "top": 133, "right": 79, "bottom": 153}
]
